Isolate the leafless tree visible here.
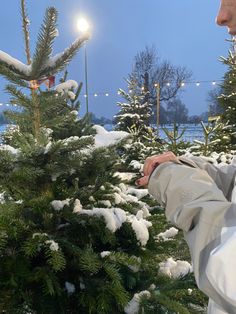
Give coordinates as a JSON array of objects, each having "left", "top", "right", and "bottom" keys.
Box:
[{"left": 129, "top": 46, "right": 192, "bottom": 117}]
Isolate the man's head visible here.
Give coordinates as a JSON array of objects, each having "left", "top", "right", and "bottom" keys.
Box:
[{"left": 217, "top": 0, "right": 236, "bottom": 35}]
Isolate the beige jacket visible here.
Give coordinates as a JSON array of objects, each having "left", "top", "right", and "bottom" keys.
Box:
[{"left": 148, "top": 156, "right": 236, "bottom": 314}]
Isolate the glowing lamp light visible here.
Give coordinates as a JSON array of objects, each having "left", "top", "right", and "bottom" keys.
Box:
[
  {"left": 166, "top": 82, "right": 170, "bottom": 86},
  {"left": 181, "top": 82, "right": 185, "bottom": 87},
  {"left": 77, "top": 18, "right": 90, "bottom": 33},
  {"left": 84, "top": 94, "right": 87, "bottom": 98},
  {"left": 196, "top": 82, "right": 200, "bottom": 86},
  {"left": 212, "top": 81, "right": 216, "bottom": 85},
  {"left": 105, "top": 93, "right": 109, "bottom": 96},
  {"left": 94, "top": 93, "right": 98, "bottom": 97}
]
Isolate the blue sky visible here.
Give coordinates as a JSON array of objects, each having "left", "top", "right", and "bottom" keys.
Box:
[{"left": 0, "top": 0, "right": 232, "bottom": 118}]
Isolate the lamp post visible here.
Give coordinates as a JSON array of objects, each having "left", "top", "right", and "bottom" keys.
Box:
[
  {"left": 77, "top": 17, "right": 90, "bottom": 115},
  {"left": 154, "top": 83, "right": 160, "bottom": 137}
]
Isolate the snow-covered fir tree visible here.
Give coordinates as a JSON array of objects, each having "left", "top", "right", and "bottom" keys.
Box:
[
  {"left": 214, "top": 40, "right": 236, "bottom": 147},
  {"left": 115, "top": 80, "right": 153, "bottom": 139}
]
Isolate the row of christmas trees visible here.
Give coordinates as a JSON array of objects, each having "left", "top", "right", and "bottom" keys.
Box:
[{"left": 0, "top": 1, "right": 235, "bottom": 313}]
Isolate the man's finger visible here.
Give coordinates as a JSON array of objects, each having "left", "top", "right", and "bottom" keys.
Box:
[{"left": 136, "top": 176, "right": 149, "bottom": 186}]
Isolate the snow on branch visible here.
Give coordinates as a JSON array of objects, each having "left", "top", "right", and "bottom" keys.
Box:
[
  {"left": 55, "top": 79, "right": 78, "bottom": 99},
  {"left": 93, "top": 125, "right": 129, "bottom": 148},
  {"left": 0, "top": 50, "right": 31, "bottom": 76}
]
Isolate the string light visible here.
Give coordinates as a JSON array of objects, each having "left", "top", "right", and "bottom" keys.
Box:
[{"left": 0, "top": 80, "right": 226, "bottom": 108}]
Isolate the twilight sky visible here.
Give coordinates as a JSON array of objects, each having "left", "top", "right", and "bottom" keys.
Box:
[{"left": 0, "top": 0, "right": 232, "bottom": 118}]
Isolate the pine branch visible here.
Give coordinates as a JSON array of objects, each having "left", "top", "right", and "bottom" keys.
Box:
[
  {"left": 40, "top": 35, "right": 89, "bottom": 77},
  {"left": 5, "top": 84, "right": 31, "bottom": 109},
  {"left": 31, "top": 7, "right": 58, "bottom": 77},
  {"left": 0, "top": 64, "right": 29, "bottom": 86},
  {"left": 21, "top": 0, "right": 31, "bottom": 65}
]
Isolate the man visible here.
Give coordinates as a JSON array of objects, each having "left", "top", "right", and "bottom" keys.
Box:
[
  {"left": 216, "top": 0, "right": 236, "bottom": 34},
  {"left": 136, "top": 3, "right": 236, "bottom": 313}
]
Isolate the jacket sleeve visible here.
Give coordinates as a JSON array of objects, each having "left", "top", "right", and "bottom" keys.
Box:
[
  {"left": 148, "top": 162, "right": 236, "bottom": 313},
  {"left": 178, "top": 156, "right": 236, "bottom": 201}
]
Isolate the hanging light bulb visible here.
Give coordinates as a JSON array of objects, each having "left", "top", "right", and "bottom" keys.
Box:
[
  {"left": 94, "top": 93, "right": 98, "bottom": 97},
  {"left": 196, "top": 82, "right": 200, "bottom": 86},
  {"left": 105, "top": 93, "right": 109, "bottom": 96},
  {"left": 181, "top": 82, "right": 185, "bottom": 87},
  {"left": 212, "top": 81, "right": 216, "bottom": 85}
]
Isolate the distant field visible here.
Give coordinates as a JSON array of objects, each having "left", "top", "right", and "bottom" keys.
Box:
[{"left": 0, "top": 123, "right": 205, "bottom": 143}]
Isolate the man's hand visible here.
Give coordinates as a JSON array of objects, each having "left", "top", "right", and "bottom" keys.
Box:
[{"left": 136, "top": 151, "right": 181, "bottom": 187}]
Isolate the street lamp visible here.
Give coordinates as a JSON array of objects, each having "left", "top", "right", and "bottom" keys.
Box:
[
  {"left": 154, "top": 83, "right": 160, "bottom": 137},
  {"left": 77, "top": 17, "right": 90, "bottom": 115}
]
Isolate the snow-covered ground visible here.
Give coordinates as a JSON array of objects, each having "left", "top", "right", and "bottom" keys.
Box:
[
  {"left": 104, "top": 123, "right": 204, "bottom": 142},
  {"left": 0, "top": 123, "right": 205, "bottom": 142}
]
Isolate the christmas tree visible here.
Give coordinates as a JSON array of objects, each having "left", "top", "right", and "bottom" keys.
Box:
[
  {"left": 115, "top": 80, "right": 153, "bottom": 139},
  {"left": 213, "top": 40, "right": 236, "bottom": 147}
]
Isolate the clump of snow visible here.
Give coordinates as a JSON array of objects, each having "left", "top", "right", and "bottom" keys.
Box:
[
  {"left": 124, "top": 290, "right": 151, "bottom": 314},
  {"left": 100, "top": 251, "right": 111, "bottom": 258},
  {"left": 149, "top": 284, "right": 156, "bottom": 290},
  {"left": 67, "top": 91, "right": 76, "bottom": 100},
  {"left": 89, "top": 196, "right": 95, "bottom": 202},
  {"left": 129, "top": 160, "right": 143, "bottom": 171},
  {"left": 128, "top": 216, "right": 152, "bottom": 246},
  {"left": 113, "top": 172, "right": 136, "bottom": 182},
  {"left": 44, "top": 141, "right": 52, "bottom": 154},
  {"left": 73, "top": 199, "right": 83, "bottom": 213},
  {"left": 32, "top": 232, "right": 48, "bottom": 239},
  {"left": 79, "top": 206, "right": 152, "bottom": 246},
  {"left": 155, "top": 227, "right": 179, "bottom": 242},
  {"left": 0, "top": 192, "right": 5, "bottom": 204},
  {"left": 65, "top": 281, "right": 75, "bottom": 294},
  {"left": 79, "top": 207, "right": 127, "bottom": 233},
  {"left": 70, "top": 110, "right": 79, "bottom": 120},
  {"left": 128, "top": 256, "right": 141, "bottom": 273},
  {"left": 45, "top": 240, "right": 59, "bottom": 251},
  {"left": 40, "top": 127, "right": 53, "bottom": 138},
  {"left": 51, "top": 199, "right": 70, "bottom": 211},
  {"left": 159, "top": 257, "right": 192, "bottom": 279},
  {"left": 55, "top": 80, "right": 78, "bottom": 96},
  {"left": 80, "top": 282, "right": 85, "bottom": 290},
  {"left": 93, "top": 125, "right": 129, "bottom": 148},
  {"left": 61, "top": 136, "right": 80, "bottom": 146},
  {"left": 0, "top": 144, "right": 19, "bottom": 155},
  {"left": 127, "top": 187, "right": 148, "bottom": 200}
]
